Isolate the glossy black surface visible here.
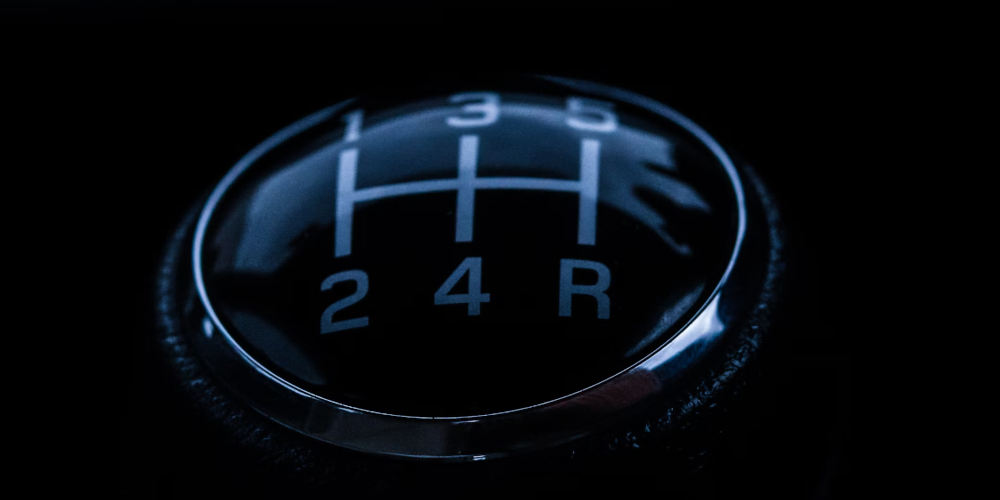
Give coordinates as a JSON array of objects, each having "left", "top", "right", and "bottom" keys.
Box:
[{"left": 198, "top": 79, "right": 741, "bottom": 417}]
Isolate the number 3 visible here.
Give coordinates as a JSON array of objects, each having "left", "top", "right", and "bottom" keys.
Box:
[{"left": 447, "top": 92, "right": 500, "bottom": 128}]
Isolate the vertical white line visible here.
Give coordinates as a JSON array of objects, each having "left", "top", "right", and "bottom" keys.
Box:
[
  {"left": 343, "top": 110, "right": 363, "bottom": 142},
  {"left": 336, "top": 148, "right": 358, "bottom": 257},
  {"left": 456, "top": 135, "right": 479, "bottom": 243},
  {"left": 578, "top": 139, "right": 600, "bottom": 245}
]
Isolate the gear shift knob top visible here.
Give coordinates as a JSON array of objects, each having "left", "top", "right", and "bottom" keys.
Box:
[{"left": 164, "top": 75, "right": 781, "bottom": 461}]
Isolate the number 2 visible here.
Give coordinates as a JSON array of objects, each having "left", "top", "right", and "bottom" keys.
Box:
[{"left": 320, "top": 270, "right": 369, "bottom": 333}]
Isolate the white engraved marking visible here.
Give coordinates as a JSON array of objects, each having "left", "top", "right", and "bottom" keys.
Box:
[
  {"left": 335, "top": 148, "right": 358, "bottom": 258},
  {"left": 343, "top": 110, "right": 363, "bottom": 142},
  {"left": 320, "top": 270, "right": 369, "bottom": 333},
  {"left": 335, "top": 138, "right": 601, "bottom": 257},
  {"left": 559, "top": 259, "right": 611, "bottom": 319},
  {"left": 566, "top": 97, "right": 618, "bottom": 133},
  {"left": 456, "top": 135, "right": 478, "bottom": 242},
  {"left": 578, "top": 139, "right": 600, "bottom": 245},
  {"left": 434, "top": 257, "right": 490, "bottom": 316},
  {"left": 446, "top": 92, "right": 500, "bottom": 128}
]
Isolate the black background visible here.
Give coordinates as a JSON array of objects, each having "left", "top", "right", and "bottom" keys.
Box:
[{"left": 5, "top": 11, "right": 850, "bottom": 499}]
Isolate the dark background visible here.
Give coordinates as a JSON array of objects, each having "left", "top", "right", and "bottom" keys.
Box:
[{"left": 5, "top": 13, "right": 850, "bottom": 498}]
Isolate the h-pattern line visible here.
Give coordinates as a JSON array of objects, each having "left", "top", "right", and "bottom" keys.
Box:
[{"left": 335, "top": 135, "right": 601, "bottom": 258}]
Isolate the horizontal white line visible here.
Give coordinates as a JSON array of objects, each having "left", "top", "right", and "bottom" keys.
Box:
[
  {"left": 353, "top": 179, "right": 458, "bottom": 201},
  {"left": 473, "top": 178, "right": 580, "bottom": 191},
  {"left": 352, "top": 177, "right": 582, "bottom": 202}
]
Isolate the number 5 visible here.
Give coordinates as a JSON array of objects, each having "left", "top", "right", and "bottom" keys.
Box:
[{"left": 566, "top": 97, "right": 618, "bottom": 133}]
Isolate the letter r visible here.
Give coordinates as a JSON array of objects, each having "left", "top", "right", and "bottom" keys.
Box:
[{"left": 559, "top": 259, "right": 611, "bottom": 319}]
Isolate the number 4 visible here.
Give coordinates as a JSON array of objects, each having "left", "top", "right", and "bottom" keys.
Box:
[{"left": 434, "top": 257, "right": 491, "bottom": 315}]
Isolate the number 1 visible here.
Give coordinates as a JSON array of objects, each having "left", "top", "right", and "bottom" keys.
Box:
[{"left": 343, "top": 110, "right": 363, "bottom": 142}]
